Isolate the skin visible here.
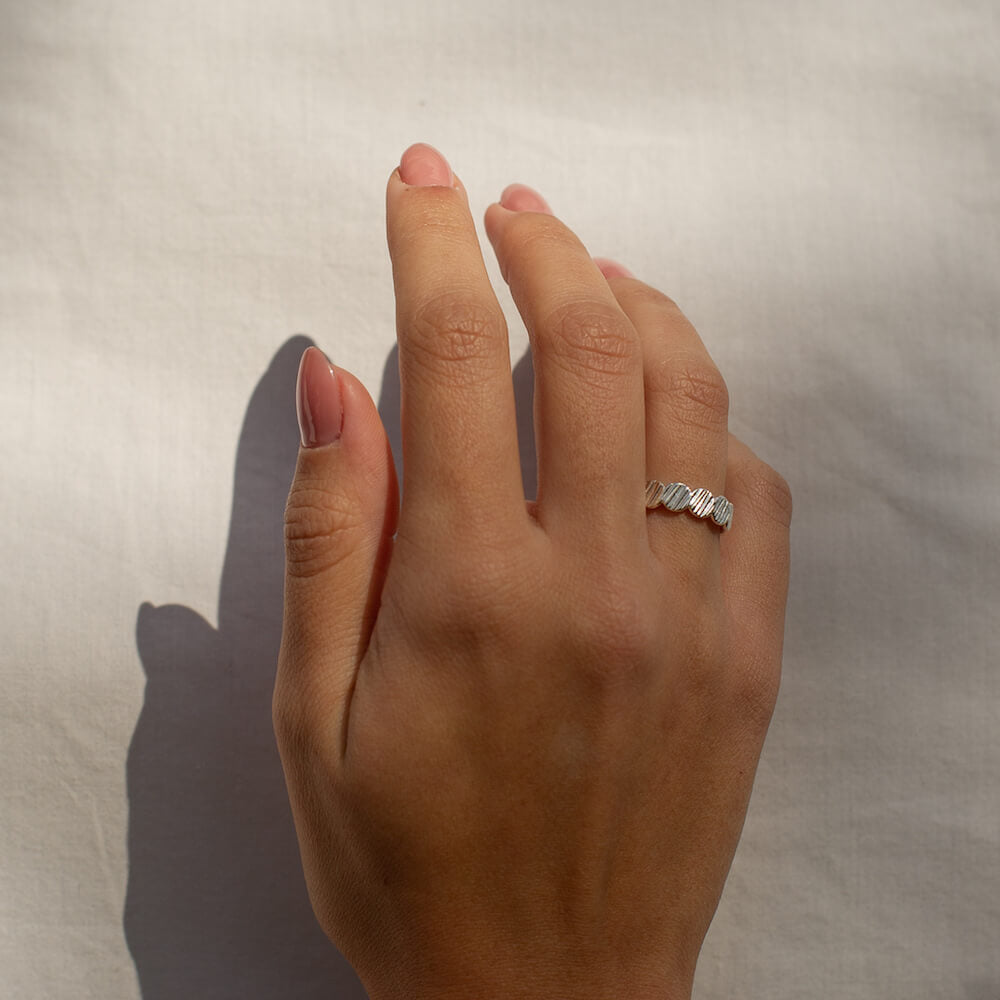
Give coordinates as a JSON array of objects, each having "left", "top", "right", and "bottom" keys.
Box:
[{"left": 273, "top": 142, "right": 793, "bottom": 1000}]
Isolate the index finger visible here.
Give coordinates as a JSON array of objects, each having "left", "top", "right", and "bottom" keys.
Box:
[{"left": 386, "top": 145, "right": 526, "bottom": 539}]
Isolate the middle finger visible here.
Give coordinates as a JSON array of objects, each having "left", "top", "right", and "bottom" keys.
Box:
[{"left": 484, "top": 194, "right": 646, "bottom": 546}]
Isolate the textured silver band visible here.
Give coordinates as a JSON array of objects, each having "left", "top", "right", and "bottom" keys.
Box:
[{"left": 645, "top": 479, "right": 733, "bottom": 531}]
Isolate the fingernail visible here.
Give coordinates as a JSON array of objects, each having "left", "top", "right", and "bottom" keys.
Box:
[
  {"left": 399, "top": 142, "right": 454, "bottom": 187},
  {"left": 594, "top": 257, "right": 635, "bottom": 279},
  {"left": 296, "top": 347, "right": 343, "bottom": 447},
  {"left": 499, "top": 183, "right": 552, "bottom": 214}
]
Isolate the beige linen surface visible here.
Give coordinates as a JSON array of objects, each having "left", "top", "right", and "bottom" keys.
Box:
[{"left": 1, "top": 1, "right": 998, "bottom": 997}]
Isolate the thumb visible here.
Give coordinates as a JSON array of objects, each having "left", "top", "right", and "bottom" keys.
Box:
[{"left": 275, "top": 346, "right": 398, "bottom": 746}]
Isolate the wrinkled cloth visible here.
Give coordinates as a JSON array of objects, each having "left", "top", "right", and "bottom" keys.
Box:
[{"left": 1, "top": 1, "right": 997, "bottom": 997}]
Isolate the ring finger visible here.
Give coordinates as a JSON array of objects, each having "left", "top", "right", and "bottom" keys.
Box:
[{"left": 597, "top": 264, "right": 731, "bottom": 570}]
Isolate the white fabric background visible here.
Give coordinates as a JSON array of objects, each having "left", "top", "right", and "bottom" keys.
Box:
[{"left": 2, "top": 1, "right": 998, "bottom": 997}]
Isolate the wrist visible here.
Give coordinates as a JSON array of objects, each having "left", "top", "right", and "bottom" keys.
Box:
[{"left": 363, "top": 961, "right": 694, "bottom": 1000}]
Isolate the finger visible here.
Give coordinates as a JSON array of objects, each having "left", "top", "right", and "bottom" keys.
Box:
[
  {"left": 720, "top": 433, "right": 793, "bottom": 714},
  {"left": 386, "top": 144, "right": 525, "bottom": 539},
  {"left": 600, "top": 267, "right": 730, "bottom": 567},
  {"left": 276, "top": 347, "right": 398, "bottom": 754},
  {"left": 483, "top": 189, "right": 646, "bottom": 546}
]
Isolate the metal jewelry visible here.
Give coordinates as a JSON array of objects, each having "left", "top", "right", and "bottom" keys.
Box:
[{"left": 645, "top": 479, "right": 733, "bottom": 531}]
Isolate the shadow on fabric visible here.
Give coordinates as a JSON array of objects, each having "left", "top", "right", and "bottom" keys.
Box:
[
  {"left": 126, "top": 336, "right": 365, "bottom": 999},
  {"left": 126, "top": 334, "right": 537, "bottom": 999},
  {"left": 963, "top": 980, "right": 1000, "bottom": 1000}
]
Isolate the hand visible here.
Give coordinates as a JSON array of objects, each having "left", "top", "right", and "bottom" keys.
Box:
[{"left": 273, "top": 142, "right": 792, "bottom": 1000}]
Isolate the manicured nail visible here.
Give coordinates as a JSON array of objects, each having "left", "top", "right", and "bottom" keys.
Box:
[
  {"left": 399, "top": 143, "right": 454, "bottom": 187},
  {"left": 499, "top": 183, "right": 552, "bottom": 214},
  {"left": 593, "top": 257, "right": 635, "bottom": 279},
  {"left": 296, "top": 346, "right": 343, "bottom": 447}
]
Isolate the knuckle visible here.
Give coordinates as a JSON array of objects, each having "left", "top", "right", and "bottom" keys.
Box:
[
  {"left": 627, "top": 282, "right": 685, "bottom": 317},
  {"left": 271, "top": 673, "right": 315, "bottom": 763},
  {"left": 405, "top": 291, "right": 506, "bottom": 380},
  {"left": 540, "top": 299, "right": 641, "bottom": 382},
  {"left": 501, "top": 211, "right": 572, "bottom": 260},
  {"left": 649, "top": 357, "right": 730, "bottom": 432},
  {"left": 730, "top": 659, "right": 781, "bottom": 731},
  {"left": 676, "top": 604, "right": 729, "bottom": 693},
  {"left": 271, "top": 681, "right": 303, "bottom": 752},
  {"left": 672, "top": 608, "right": 779, "bottom": 732},
  {"left": 572, "top": 575, "right": 661, "bottom": 684},
  {"left": 390, "top": 205, "right": 468, "bottom": 256},
  {"left": 675, "top": 604, "right": 730, "bottom": 712},
  {"left": 283, "top": 485, "right": 364, "bottom": 580},
  {"left": 742, "top": 461, "right": 794, "bottom": 530},
  {"left": 402, "top": 544, "right": 529, "bottom": 646},
  {"left": 662, "top": 556, "right": 718, "bottom": 610},
  {"left": 454, "top": 548, "right": 533, "bottom": 619},
  {"left": 272, "top": 677, "right": 345, "bottom": 791}
]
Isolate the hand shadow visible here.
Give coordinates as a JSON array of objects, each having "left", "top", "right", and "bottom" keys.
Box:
[
  {"left": 126, "top": 334, "right": 536, "bottom": 999},
  {"left": 126, "top": 336, "right": 365, "bottom": 999}
]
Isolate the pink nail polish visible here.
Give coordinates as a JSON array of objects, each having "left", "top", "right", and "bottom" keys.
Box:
[
  {"left": 296, "top": 347, "right": 343, "bottom": 447},
  {"left": 499, "top": 183, "right": 552, "bottom": 214},
  {"left": 594, "top": 257, "right": 635, "bottom": 279},
  {"left": 399, "top": 143, "right": 454, "bottom": 187}
]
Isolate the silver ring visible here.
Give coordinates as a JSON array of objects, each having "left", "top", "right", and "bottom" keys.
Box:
[{"left": 645, "top": 479, "right": 733, "bottom": 531}]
